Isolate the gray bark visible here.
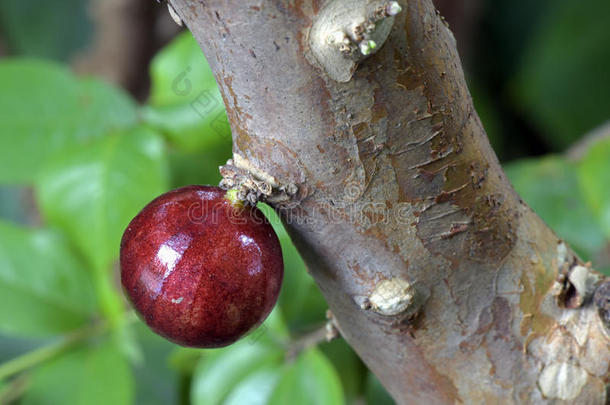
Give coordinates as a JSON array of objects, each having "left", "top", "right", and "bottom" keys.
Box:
[{"left": 169, "top": 0, "right": 610, "bottom": 402}]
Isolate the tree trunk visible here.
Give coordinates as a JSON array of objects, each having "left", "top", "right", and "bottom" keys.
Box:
[{"left": 168, "top": 0, "right": 610, "bottom": 403}]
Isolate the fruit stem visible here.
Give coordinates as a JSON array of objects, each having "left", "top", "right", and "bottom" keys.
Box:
[{"left": 225, "top": 188, "right": 243, "bottom": 207}]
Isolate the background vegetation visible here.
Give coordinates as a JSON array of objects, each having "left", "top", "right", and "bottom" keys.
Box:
[{"left": 0, "top": 0, "right": 609, "bottom": 403}]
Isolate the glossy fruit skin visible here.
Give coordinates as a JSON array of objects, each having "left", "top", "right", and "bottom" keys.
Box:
[{"left": 120, "top": 185, "right": 283, "bottom": 348}]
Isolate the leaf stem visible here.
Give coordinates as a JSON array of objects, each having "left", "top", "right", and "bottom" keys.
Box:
[{"left": 0, "top": 322, "right": 106, "bottom": 381}]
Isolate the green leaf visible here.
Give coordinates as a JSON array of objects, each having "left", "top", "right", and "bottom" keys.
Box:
[
  {"left": 224, "top": 367, "right": 281, "bottom": 405},
  {"left": 21, "top": 339, "right": 134, "bottom": 405},
  {"left": 168, "top": 142, "right": 231, "bottom": 189},
  {"left": 132, "top": 321, "right": 179, "bottom": 405},
  {"left": 320, "top": 339, "right": 367, "bottom": 402},
  {"left": 36, "top": 126, "right": 168, "bottom": 272},
  {"left": 191, "top": 340, "right": 284, "bottom": 405},
  {"left": 578, "top": 137, "right": 610, "bottom": 239},
  {"left": 268, "top": 347, "right": 345, "bottom": 405},
  {"left": 0, "top": 220, "right": 95, "bottom": 337},
  {"left": 168, "top": 346, "right": 203, "bottom": 375},
  {"left": 112, "top": 319, "right": 143, "bottom": 365},
  {"left": 505, "top": 156, "right": 606, "bottom": 259},
  {"left": 514, "top": 0, "right": 610, "bottom": 150},
  {"left": 144, "top": 32, "right": 231, "bottom": 152},
  {"left": 258, "top": 204, "right": 328, "bottom": 329},
  {"left": 0, "top": 59, "right": 137, "bottom": 184}
]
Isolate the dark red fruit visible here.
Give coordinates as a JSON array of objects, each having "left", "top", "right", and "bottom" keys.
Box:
[{"left": 120, "top": 185, "right": 283, "bottom": 348}]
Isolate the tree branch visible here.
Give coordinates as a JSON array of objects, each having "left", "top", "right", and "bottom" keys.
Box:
[{"left": 169, "top": 0, "right": 610, "bottom": 402}]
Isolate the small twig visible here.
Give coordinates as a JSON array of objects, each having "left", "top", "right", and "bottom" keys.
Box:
[
  {"left": 283, "top": 311, "right": 341, "bottom": 361},
  {"left": 0, "top": 373, "right": 29, "bottom": 404},
  {"left": 0, "top": 312, "right": 138, "bottom": 381},
  {"left": 285, "top": 324, "right": 329, "bottom": 361}
]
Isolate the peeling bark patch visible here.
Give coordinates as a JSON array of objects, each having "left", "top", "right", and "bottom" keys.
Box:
[
  {"left": 519, "top": 264, "right": 556, "bottom": 343},
  {"left": 538, "top": 362, "right": 588, "bottom": 400},
  {"left": 457, "top": 296, "right": 527, "bottom": 394},
  {"left": 390, "top": 0, "right": 518, "bottom": 265},
  {"left": 459, "top": 303, "right": 492, "bottom": 353},
  {"left": 347, "top": 261, "right": 375, "bottom": 287},
  {"left": 467, "top": 193, "right": 516, "bottom": 263},
  {"left": 353, "top": 122, "right": 382, "bottom": 187},
  {"left": 348, "top": 85, "right": 389, "bottom": 190},
  {"left": 490, "top": 296, "right": 512, "bottom": 337},
  {"left": 436, "top": 158, "right": 516, "bottom": 264},
  {"left": 371, "top": 87, "right": 389, "bottom": 123},
  {"left": 416, "top": 202, "right": 469, "bottom": 264},
  {"left": 427, "top": 362, "right": 462, "bottom": 405},
  {"left": 221, "top": 74, "right": 253, "bottom": 134},
  {"left": 233, "top": 134, "right": 307, "bottom": 187},
  {"left": 594, "top": 280, "right": 610, "bottom": 331},
  {"left": 416, "top": 192, "right": 516, "bottom": 266},
  {"left": 484, "top": 297, "right": 523, "bottom": 384},
  {"left": 391, "top": 152, "right": 446, "bottom": 201},
  {"left": 387, "top": 113, "right": 449, "bottom": 202},
  {"left": 396, "top": 64, "right": 423, "bottom": 91},
  {"left": 469, "top": 161, "right": 488, "bottom": 189},
  {"left": 384, "top": 48, "right": 458, "bottom": 204}
]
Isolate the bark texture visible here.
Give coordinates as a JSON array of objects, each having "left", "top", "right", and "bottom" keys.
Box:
[{"left": 169, "top": 0, "right": 610, "bottom": 403}]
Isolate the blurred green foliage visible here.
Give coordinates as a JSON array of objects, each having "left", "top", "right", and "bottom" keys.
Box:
[
  {"left": 469, "top": 0, "right": 610, "bottom": 159},
  {"left": 514, "top": 0, "right": 610, "bottom": 149},
  {"left": 143, "top": 31, "right": 231, "bottom": 153},
  {"left": 0, "top": 0, "right": 91, "bottom": 61},
  {"left": 578, "top": 137, "right": 610, "bottom": 241},
  {"left": 0, "top": 32, "right": 366, "bottom": 405},
  {"left": 505, "top": 157, "right": 605, "bottom": 260},
  {"left": 0, "top": 60, "right": 138, "bottom": 184},
  {"left": 22, "top": 339, "right": 133, "bottom": 405},
  {"left": 0, "top": 221, "right": 96, "bottom": 336},
  {"left": 0, "top": 0, "right": 609, "bottom": 403}
]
